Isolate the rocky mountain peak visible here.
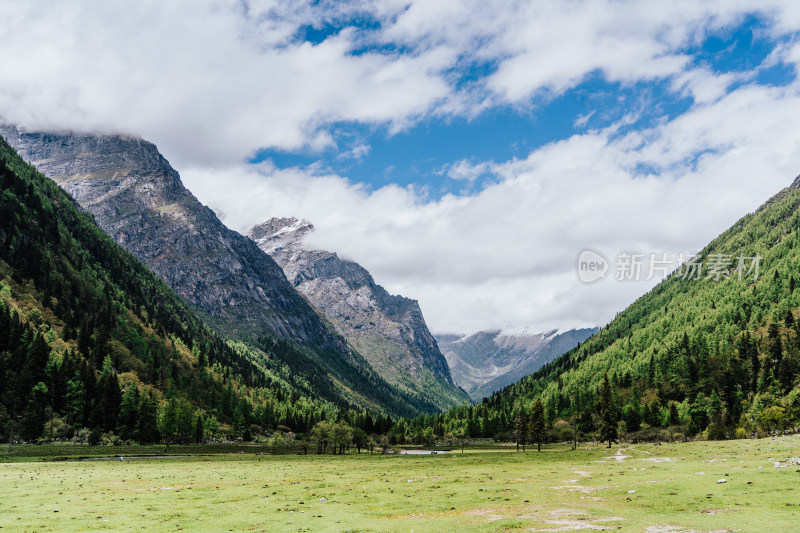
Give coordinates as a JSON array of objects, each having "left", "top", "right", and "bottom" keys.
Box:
[
  {"left": 436, "top": 327, "right": 598, "bottom": 400},
  {"left": 0, "top": 125, "right": 172, "bottom": 178},
  {"left": 248, "top": 217, "right": 314, "bottom": 254},
  {"left": 247, "top": 218, "right": 469, "bottom": 409},
  {"left": 2, "top": 127, "right": 356, "bottom": 354},
  {"left": 2, "top": 125, "right": 453, "bottom": 416}
]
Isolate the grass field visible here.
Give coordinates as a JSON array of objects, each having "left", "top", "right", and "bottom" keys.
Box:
[{"left": 2, "top": 436, "right": 799, "bottom": 532}]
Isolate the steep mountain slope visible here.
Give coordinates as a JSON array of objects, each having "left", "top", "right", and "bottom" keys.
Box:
[
  {"left": 248, "top": 218, "right": 469, "bottom": 410},
  {"left": 1, "top": 126, "right": 437, "bottom": 417},
  {"left": 436, "top": 328, "right": 598, "bottom": 400},
  {"left": 0, "top": 134, "right": 335, "bottom": 442},
  {"left": 413, "top": 175, "right": 800, "bottom": 440}
]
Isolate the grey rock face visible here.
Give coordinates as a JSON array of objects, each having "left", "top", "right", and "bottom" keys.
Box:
[
  {"left": 436, "top": 327, "right": 598, "bottom": 400},
  {"left": 0, "top": 126, "right": 354, "bottom": 353},
  {"left": 248, "top": 217, "right": 469, "bottom": 410}
]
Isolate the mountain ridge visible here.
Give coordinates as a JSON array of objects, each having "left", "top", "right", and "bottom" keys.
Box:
[
  {"left": 1, "top": 125, "right": 438, "bottom": 416},
  {"left": 411, "top": 173, "right": 800, "bottom": 441},
  {"left": 248, "top": 217, "right": 469, "bottom": 410},
  {"left": 436, "top": 327, "right": 598, "bottom": 400}
]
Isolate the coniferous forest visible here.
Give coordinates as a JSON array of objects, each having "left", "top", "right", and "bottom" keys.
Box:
[
  {"left": 403, "top": 182, "right": 800, "bottom": 446},
  {"left": 0, "top": 136, "right": 398, "bottom": 445},
  {"left": 4, "top": 128, "right": 800, "bottom": 450}
]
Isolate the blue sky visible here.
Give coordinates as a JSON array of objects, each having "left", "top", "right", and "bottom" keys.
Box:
[
  {"left": 5, "top": 1, "right": 800, "bottom": 333},
  {"left": 250, "top": 11, "right": 797, "bottom": 197}
]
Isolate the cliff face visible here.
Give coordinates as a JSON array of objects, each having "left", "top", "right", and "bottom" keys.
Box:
[
  {"left": 1, "top": 126, "right": 455, "bottom": 416},
  {"left": 1, "top": 127, "right": 345, "bottom": 346},
  {"left": 248, "top": 217, "right": 469, "bottom": 410},
  {"left": 436, "top": 327, "right": 599, "bottom": 400}
]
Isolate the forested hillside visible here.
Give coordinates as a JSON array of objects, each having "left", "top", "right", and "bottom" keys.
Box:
[
  {"left": 0, "top": 137, "right": 395, "bottom": 444},
  {"left": 248, "top": 217, "right": 469, "bottom": 411},
  {"left": 1, "top": 127, "right": 443, "bottom": 418},
  {"left": 401, "top": 178, "right": 800, "bottom": 445}
]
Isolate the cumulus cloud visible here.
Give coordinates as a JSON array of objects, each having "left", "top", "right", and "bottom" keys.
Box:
[
  {"left": 182, "top": 77, "right": 800, "bottom": 334},
  {"left": 0, "top": 0, "right": 449, "bottom": 167},
  {"left": 2, "top": 0, "right": 800, "bottom": 166},
  {"left": 337, "top": 143, "right": 371, "bottom": 161},
  {"left": 5, "top": 0, "right": 800, "bottom": 334},
  {"left": 444, "top": 159, "right": 492, "bottom": 182}
]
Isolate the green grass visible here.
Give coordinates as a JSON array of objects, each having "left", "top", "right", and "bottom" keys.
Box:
[{"left": 2, "top": 436, "right": 800, "bottom": 532}]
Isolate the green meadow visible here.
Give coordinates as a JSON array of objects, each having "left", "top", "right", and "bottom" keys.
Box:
[{"left": 2, "top": 437, "right": 800, "bottom": 532}]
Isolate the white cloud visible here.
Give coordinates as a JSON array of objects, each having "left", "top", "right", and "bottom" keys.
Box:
[
  {"left": 0, "top": 0, "right": 449, "bottom": 167},
  {"left": 337, "top": 143, "right": 371, "bottom": 161},
  {"left": 3, "top": 0, "right": 800, "bottom": 166},
  {"left": 5, "top": 0, "right": 800, "bottom": 335},
  {"left": 445, "top": 159, "right": 491, "bottom": 182},
  {"left": 182, "top": 77, "right": 800, "bottom": 334}
]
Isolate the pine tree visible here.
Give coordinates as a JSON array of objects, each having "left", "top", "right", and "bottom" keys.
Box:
[
  {"left": 767, "top": 323, "right": 783, "bottom": 374},
  {"left": 707, "top": 389, "right": 724, "bottom": 439},
  {"left": 668, "top": 402, "right": 680, "bottom": 426},
  {"left": 64, "top": 374, "right": 86, "bottom": 426},
  {"left": 530, "top": 399, "right": 546, "bottom": 452},
  {"left": 94, "top": 356, "right": 121, "bottom": 431},
  {"left": 136, "top": 393, "right": 160, "bottom": 443},
  {"left": 21, "top": 382, "right": 48, "bottom": 441},
  {"left": 194, "top": 415, "right": 204, "bottom": 443},
  {"left": 161, "top": 394, "right": 178, "bottom": 443},
  {"left": 118, "top": 385, "right": 140, "bottom": 439},
  {"left": 513, "top": 406, "right": 529, "bottom": 451},
  {"left": 598, "top": 372, "right": 617, "bottom": 448}
]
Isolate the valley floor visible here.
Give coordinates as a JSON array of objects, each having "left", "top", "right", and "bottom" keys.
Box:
[{"left": 2, "top": 437, "right": 800, "bottom": 532}]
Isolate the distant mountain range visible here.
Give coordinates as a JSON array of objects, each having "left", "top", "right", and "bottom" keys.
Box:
[
  {"left": 435, "top": 328, "right": 598, "bottom": 400},
  {"left": 247, "top": 217, "right": 469, "bottom": 410},
  {"left": 422, "top": 172, "right": 800, "bottom": 442}
]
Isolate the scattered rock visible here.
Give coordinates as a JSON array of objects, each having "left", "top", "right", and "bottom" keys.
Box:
[{"left": 717, "top": 479, "right": 727, "bottom": 484}]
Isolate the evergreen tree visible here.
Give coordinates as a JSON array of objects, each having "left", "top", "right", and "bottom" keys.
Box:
[
  {"left": 136, "top": 393, "right": 160, "bottom": 443},
  {"left": 598, "top": 372, "right": 617, "bottom": 448},
  {"left": 767, "top": 323, "right": 783, "bottom": 377},
  {"left": 21, "top": 382, "right": 48, "bottom": 441},
  {"left": 64, "top": 374, "right": 86, "bottom": 427},
  {"left": 623, "top": 403, "right": 641, "bottom": 432},
  {"left": 687, "top": 393, "right": 709, "bottom": 437},
  {"left": 94, "top": 356, "right": 121, "bottom": 431},
  {"left": 161, "top": 394, "right": 178, "bottom": 443},
  {"left": 707, "top": 389, "right": 725, "bottom": 439},
  {"left": 512, "top": 405, "right": 529, "bottom": 451},
  {"left": 194, "top": 415, "right": 204, "bottom": 443},
  {"left": 739, "top": 332, "right": 760, "bottom": 392},
  {"left": 529, "top": 399, "right": 546, "bottom": 452},
  {"left": 668, "top": 402, "right": 680, "bottom": 426},
  {"left": 118, "top": 385, "right": 140, "bottom": 439}
]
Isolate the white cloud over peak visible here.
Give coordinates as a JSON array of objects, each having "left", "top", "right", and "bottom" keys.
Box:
[
  {"left": 5, "top": 0, "right": 800, "bottom": 334},
  {"left": 182, "top": 77, "right": 800, "bottom": 334},
  {"left": 2, "top": 0, "right": 800, "bottom": 166}
]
